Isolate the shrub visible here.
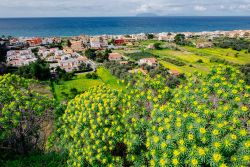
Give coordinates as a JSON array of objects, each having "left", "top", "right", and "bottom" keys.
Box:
[
  {"left": 127, "top": 52, "right": 157, "bottom": 61},
  {"left": 162, "top": 57, "right": 186, "bottom": 66},
  {"left": 147, "top": 66, "right": 249, "bottom": 166},
  {"left": 196, "top": 59, "right": 204, "bottom": 63},
  {"left": 54, "top": 65, "right": 249, "bottom": 167},
  {"left": 55, "top": 86, "right": 127, "bottom": 166},
  {"left": 0, "top": 74, "right": 55, "bottom": 155},
  {"left": 85, "top": 73, "right": 98, "bottom": 79}
]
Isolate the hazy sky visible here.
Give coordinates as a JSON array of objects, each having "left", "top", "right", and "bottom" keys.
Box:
[{"left": 0, "top": 0, "right": 250, "bottom": 17}]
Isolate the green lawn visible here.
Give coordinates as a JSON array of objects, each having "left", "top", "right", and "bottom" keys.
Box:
[{"left": 53, "top": 67, "right": 123, "bottom": 101}]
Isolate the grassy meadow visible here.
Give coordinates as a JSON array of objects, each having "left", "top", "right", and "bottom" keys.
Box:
[
  {"left": 53, "top": 67, "right": 123, "bottom": 101},
  {"left": 149, "top": 46, "right": 250, "bottom": 74}
]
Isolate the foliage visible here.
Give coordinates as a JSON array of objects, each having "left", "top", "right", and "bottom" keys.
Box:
[
  {"left": 0, "top": 74, "right": 55, "bottom": 155},
  {"left": 196, "top": 59, "right": 204, "bottom": 63},
  {"left": 147, "top": 34, "right": 154, "bottom": 39},
  {"left": 214, "top": 37, "right": 250, "bottom": 51},
  {"left": 54, "top": 86, "right": 127, "bottom": 166},
  {"left": 31, "top": 47, "right": 39, "bottom": 57},
  {"left": 2, "top": 151, "right": 67, "bottom": 167},
  {"left": 161, "top": 57, "right": 186, "bottom": 66},
  {"left": 174, "top": 34, "right": 186, "bottom": 45},
  {"left": 55, "top": 66, "right": 74, "bottom": 81},
  {"left": 103, "top": 61, "right": 134, "bottom": 80},
  {"left": 95, "top": 49, "right": 112, "bottom": 63},
  {"left": 78, "top": 63, "right": 92, "bottom": 72},
  {"left": 54, "top": 65, "right": 249, "bottom": 166},
  {"left": 127, "top": 52, "right": 158, "bottom": 61},
  {"left": 0, "top": 42, "right": 8, "bottom": 62},
  {"left": 210, "top": 57, "right": 238, "bottom": 66},
  {"left": 16, "top": 59, "right": 51, "bottom": 81},
  {"left": 146, "top": 65, "right": 250, "bottom": 166},
  {"left": 153, "top": 43, "right": 162, "bottom": 50},
  {"left": 240, "top": 63, "right": 250, "bottom": 85},
  {"left": 85, "top": 49, "right": 97, "bottom": 60},
  {"left": 85, "top": 72, "right": 98, "bottom": 79}
]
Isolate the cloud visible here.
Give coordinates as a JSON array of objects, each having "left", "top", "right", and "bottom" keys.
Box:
[
  {"left": 194, "top": 5, "right": 207, "bottom": 11},
  {"left": 136, "top": 4, "right": 153, "bottom": 13},
  {"left": 0, "top": 0, "right": 249, "bottom": 17}
]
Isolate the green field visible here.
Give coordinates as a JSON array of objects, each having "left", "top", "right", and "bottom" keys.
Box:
[
  {"left": 149, "top": 46, "right": 250, "bottom": 74},
  {"left": 183, "top": 47, "right": 250, "bottom": 64},
  {"left": 53, "top": 67, "right": 123, "bottom": 101}
]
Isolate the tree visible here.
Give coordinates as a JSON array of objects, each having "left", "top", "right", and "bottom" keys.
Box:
[
  {"left": 147, "top": 34, "right": 154, "bottom": 39},
  {"left": 174, "top": 34, "right": 186, "bottom": 45},
  {"left": 0, "top": 42, "right": 8, "bottom": 62},
  {"left": 85, "top": 49, "right": 96, "bottom": 60},
  {"left": 153, "top": 42, "right": 161, "bottom": 50},
  {"left": 67, "top": 40, "right": 72, "bottom": 47},
  {"left": 16, "top": 59, "right": 51, "bottom": 81},
  {"left": 0, "top": 74, "right": 55, "bottom": 155},
  {"left": 31, "top": 47, "right": 39, "bottom": 57}
]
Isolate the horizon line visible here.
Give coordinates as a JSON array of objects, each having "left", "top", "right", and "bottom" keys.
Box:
[{"left": 0, "top": 15, "right": 250, "bottom": 19}]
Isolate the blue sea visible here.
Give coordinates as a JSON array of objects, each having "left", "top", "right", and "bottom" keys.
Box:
[{"left": 0, "top": 17, "right": 250, "bottom": 37}]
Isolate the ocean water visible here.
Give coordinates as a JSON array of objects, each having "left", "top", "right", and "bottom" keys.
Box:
[{"left": 0, "top": 17, "right": 250, "bottom": 37}]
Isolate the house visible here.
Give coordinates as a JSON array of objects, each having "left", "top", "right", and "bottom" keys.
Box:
[
  {"left": 147, "top": 44, "right": 155, "bottom": 50},
  {"left": 169, "top": 70, "right": 180, "bottom": 76},
  {"left": 119, "top": 61, "right": 129, "bottom": 65},
  {"left": 138, "top": 58, "right": 158, "bottom": 67},
  {"left": 63, "top": 47, "right": 74, "bottom": 54},
  {"left": 77, "top": 56, "right": 88, "bottom": 64},
  {"left": 59, "top": 58, "right": 79, "bottom": 72},
  {"left": 26, "top": 38, "right": 42, "bottom": 46},
  {"left": 70, "top": 40, "right": 85, "bottom": 52},
  {"left": 114, "top": 39, "right": 125, "bottom": 45},
  {"left": 158, "top": 33, "right": 175, "bottom": 42},
  {"left": 6, "top": 50, "right": 37, "bottom": 67},
  {"left": 196, "top": 42, "right": 213, "bottom": 48},
  {"left": 42, "top": 38, "right": 54, "bottom": 45},
  {"left": 128, "top": 68, "right": 147, "bottom": 75},
  {"left": 90, "top": 37, "right": 101, "bottom": 49},
  {"left": 132, "top": 33, "right": 147, "bottom": 41},
  {"left": 108, "top": 53, "right": 123, "bottom": 61}
]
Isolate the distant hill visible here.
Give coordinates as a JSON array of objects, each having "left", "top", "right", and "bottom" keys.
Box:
[{"left": 136, "top": 13, "right": 159, "bottom": 17}]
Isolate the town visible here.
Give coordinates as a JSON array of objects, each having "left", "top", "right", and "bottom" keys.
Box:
[{"left": 1, "top": 30, "right": 249, "bottom": 77}]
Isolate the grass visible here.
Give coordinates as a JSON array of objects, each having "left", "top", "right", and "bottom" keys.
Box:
[
  {"left": 150, "top": 49, "right": 211, "bottom": 74},
  {"left": 53, "top": 67, "right": 123, "bottom": 101},
  {"left": 149, "top": 46, "right": 250, "bottom": 74},
  {"left": 183, "top": 47, "right": 250, "bottom": 65},
  {"left": 152, "top": 49, "right": 210, "bottom": 63},
  {"left": 2, "top": 152, "right": 67, "bottom": 167},
  {"left": 96, "top": 67, "right": 124, "bottom": 90}
]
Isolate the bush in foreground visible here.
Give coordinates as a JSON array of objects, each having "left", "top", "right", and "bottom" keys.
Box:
[
  {"left": 0, "top": 74, "right": 55, "bottom": 155},
  {"left": 55, "top": 65, "right": 249, "bottom": 167}
]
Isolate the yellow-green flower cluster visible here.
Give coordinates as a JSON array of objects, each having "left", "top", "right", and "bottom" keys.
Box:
[
  {"left": 147, "top": 65, "right": 250, "bottom": 166},
  {"left": 57, "top": 85, "right": 125, "bottom": 166},
  {"left": 56, "top": 65, "right": 249, "bottom": 167},
  {"left": 0, "top": 74, "right": 53, "bottom": 140}
]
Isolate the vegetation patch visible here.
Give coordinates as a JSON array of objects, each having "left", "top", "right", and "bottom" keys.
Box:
[
  {"left": 127, "top": 51, "right": 158, "bottom": 61},
  {"left": 161, "top": 57, "right": 186, "bottom": 66}
]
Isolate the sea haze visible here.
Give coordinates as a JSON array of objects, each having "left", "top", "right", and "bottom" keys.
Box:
[{"left": 0, "top": 16, "right": 250, "bottom": 37}]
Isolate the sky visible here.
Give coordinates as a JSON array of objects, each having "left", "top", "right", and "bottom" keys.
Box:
[{"left": 0, "top": 0, "right": 250, "bottom": 17}]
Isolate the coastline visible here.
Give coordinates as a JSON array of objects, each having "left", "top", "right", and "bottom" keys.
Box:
[{"left": 1, "top": 17, "right": 250, "bottom": 37}]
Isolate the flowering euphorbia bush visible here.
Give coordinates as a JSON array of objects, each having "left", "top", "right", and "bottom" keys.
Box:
[
  {"left": 55, "top": 65, "right": 249, "bottom": 167},
  {"left": 0, "top": 74, "right": 54, "bottom": 154},
  {"left": 56, "top": 85, "right": 127, "bottom": 166},
  {"left": 147, "top": 65, "right": 249, "bottom": 167}
]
